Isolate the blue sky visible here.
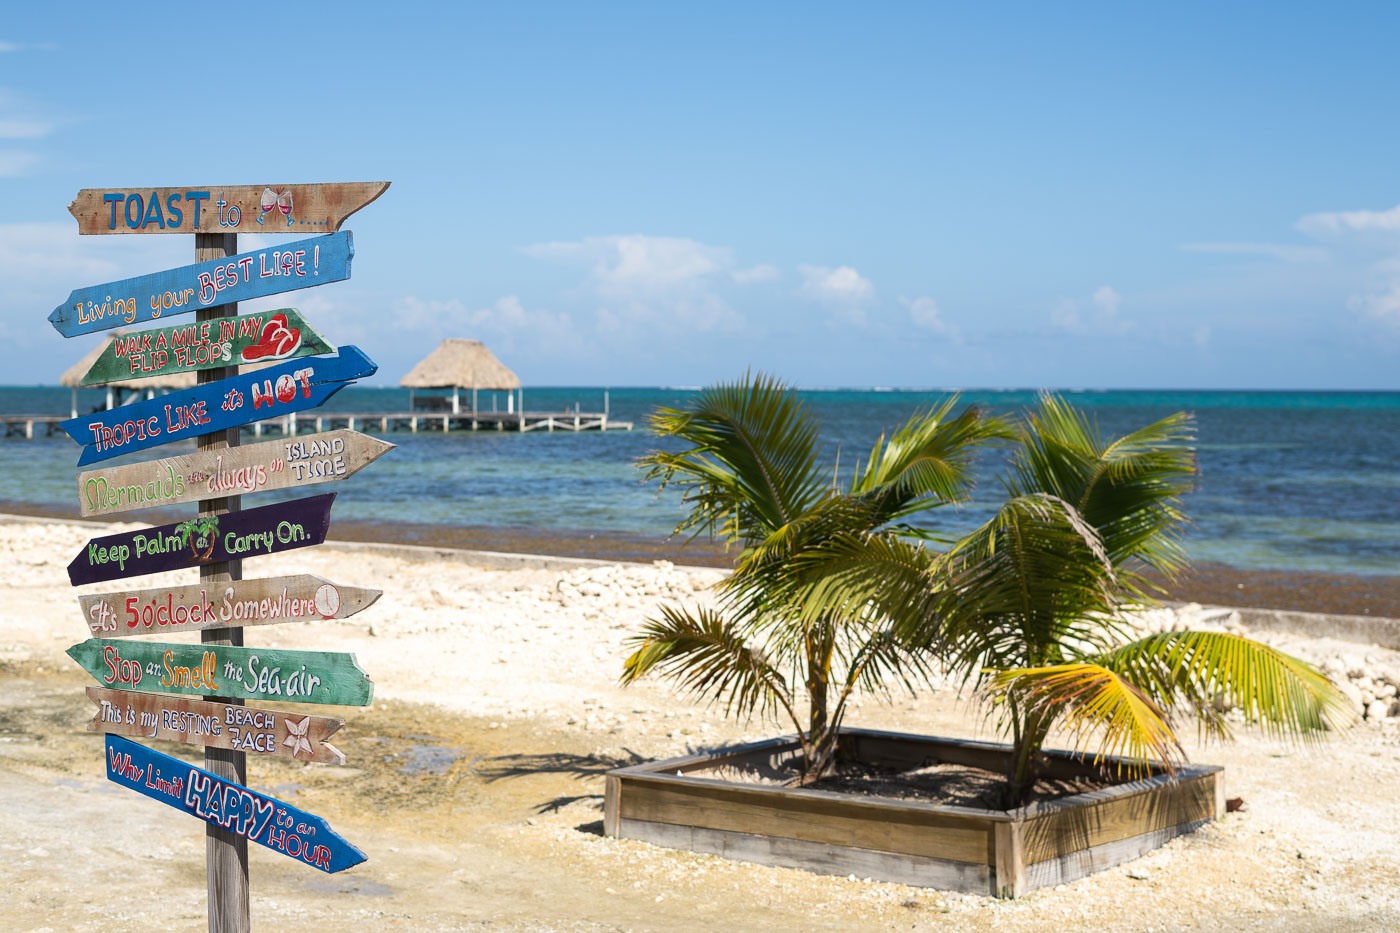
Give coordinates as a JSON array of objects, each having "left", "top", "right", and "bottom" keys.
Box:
[{"left": 3, "top": 2, "right": 1400, "bottom": 388}]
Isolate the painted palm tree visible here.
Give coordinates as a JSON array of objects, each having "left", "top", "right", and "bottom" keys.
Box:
[
  {"left": 621, "top": 374, "right": 1008, "bottom": 782},
  {"left": 923, "top": 395, "right": 1352, "bottom": 806}
]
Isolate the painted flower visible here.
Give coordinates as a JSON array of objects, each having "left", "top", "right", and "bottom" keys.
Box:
[{"left": 283, "top": 716, "right": 313, "bottom": 758}]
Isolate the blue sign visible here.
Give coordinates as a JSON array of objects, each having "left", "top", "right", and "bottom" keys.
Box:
[
  {"left": 105, "top": 735, "right": 366, "bottom": 873},
  {"left": 61, "top": 347, "right": 376, "bottom": 466},
  {"left": 48, "top": 231, "right": 353, "bottom": 338}
]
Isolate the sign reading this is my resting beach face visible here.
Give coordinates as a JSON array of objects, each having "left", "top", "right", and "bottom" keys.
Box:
[
  {"left": 77, "top": 574, "right": 381, "bottom": 638},
  {"left": 76, "top": 430, "right": 393, "bottom": 517},
  {"left": 48, "top": 231, "right": 353, "bottom": 338},
  {"left": 79, "top": 309, "right": 333, "bottom": 386},
  {"left": 105, "top": 736, "right": 366, "bottom": 873},
  {"left": 69, "top": 639, "right": 374, "bottom": 706},
  {"left": 61, "top": 347, "right": 377, "bottom": 466},
  {"left": 67, "top": 493, "right": 335, "bottom": 586},
  {"left": 86, "top": 687, "right": 347, "bottom": 764},
  {"left": 69, "top": 182, "right": 389, "bottom": 236}
]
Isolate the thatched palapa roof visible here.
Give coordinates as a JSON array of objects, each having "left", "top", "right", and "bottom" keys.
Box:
[
  {"left": 59, "top": 334, "right": 196, "bottom": 391},
  {"left": 400, "top": 339, "right": 520, "bottom": 390}
]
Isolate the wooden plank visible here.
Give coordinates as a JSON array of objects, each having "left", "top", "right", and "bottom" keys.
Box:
[
  {"left": 66, "top": 639, "right": 374, "bottom": 707},
  {"left": 616, "top": 818, "right": 992, "bottom": 894},
  {"left": 76, "top": 431, "right": 394, "bottom": 516},
  {"left": 85, "top": 687, "right": 346, "bottom": 764},
  {"left": 62, "top": 347, "right": 376, "bottom": 465},
  {"left": 69, "top": 182, "right": 389, "bottom": 236},
  {"left": 79, "top": 309, "right": 334, "bottom": 386},
  {"left": 1023, "top": 818, "right": 1213, "bottom": 892},
  {"left": 48, "top": 231, "right": 353, "bottom": 337},
  {"left": 77, "top": 574, "right": 381, "bottom": 637},
  {"left": 105, "top": 736, "right": 366, "bottom": 873},
  {"left": 615, "top": 774, "right": 995, "bottom": 865},
  {"left": 993, "top": 820, "right": 1027, "bottom": 899},
  {"left": 67, "top": 493, "right": 336, "bottom": 585}
]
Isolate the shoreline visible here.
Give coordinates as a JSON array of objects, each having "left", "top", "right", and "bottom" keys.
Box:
[{"left": 3, "top": 496, "right": 1397, "bottom": 618}]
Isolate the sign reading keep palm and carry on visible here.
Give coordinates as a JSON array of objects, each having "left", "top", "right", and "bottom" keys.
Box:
[{"left": 54, "top": 182, "right": 389, "bottom": 914}]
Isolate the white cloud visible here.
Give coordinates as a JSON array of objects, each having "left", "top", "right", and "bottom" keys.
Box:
[
  {"left": 0, "top": 118, "right": 51, "bottom": 139},
  {"left": 798, "top": 264, "right": 874, "bottom": 305},
  {"left": 1297, "top": 204, "right": 1400, "bottom": 236},
  {"left": 1051, "top": 287, "right": 1129, "bottom": 335},
  {"left": 732, "top": 263, "right": 780, "bottom": 284},
  {"left": 0, "top": 42, "right": 18, "bottom": 52},
  {"left": 1180, "top": 241, "right": 1328, "bottom": 263},
  {"left": 0, "top": 150, "right": 38, "bottom": 176},
  {"left": 1051, "top": 298, "right": 1081, "bottom": 332},
  {"left": 1092, "top": 285, "right": 1121, "bottom": 317},
  {"left": 901, "top": 296, "right": 959, "bottom": 340}
]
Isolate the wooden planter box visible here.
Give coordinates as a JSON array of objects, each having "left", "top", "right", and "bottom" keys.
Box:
[{"left": 604, "top": 727, "right": 1223, "bottom": 898}]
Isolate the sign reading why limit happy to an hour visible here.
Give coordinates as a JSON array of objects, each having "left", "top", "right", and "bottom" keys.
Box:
[
  {"left": 105, "top": 735, "right": 366, "bottom": 873},
  {"left": 61, "top": 347, "right": 376, "bottom": 466},
  {"left": 67, "top": 493, "right": 335, "bottom": 586},
  {"left": 80, "top": 309, "right": 334, "bottom": 385},
  {"left": 68, "top": 182, "right": 389, "bottom": 235},
  {"left": 48, "top": 231, "right": 353, "bottom": 338}
]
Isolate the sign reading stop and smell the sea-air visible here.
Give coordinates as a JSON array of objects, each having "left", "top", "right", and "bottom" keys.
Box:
[
  {"left": 105, "top": 735, "right": 367, "bottom": 873},
  {"left": 79, "top": 309, "right": 334, "bottom": 386},
  {"left": 68, "top": 182, "right": 389, "bottom": 236},
  {"left": 48, "top": 231, "right": 354, "bottom": 338},
  {"left": 86, "top": 687, "right": 347, "bottom": 765},
  {"left": 67, "top": 493, "right": 336, "bottom": 586},
  {"left": 68, "top": 639, "right": 374, "bottom": 706},
  {"left": 78, "top": 574, "right": 381, "bottom": 638},
  {"left": 77, "top": 430, "right": 393, "bottom": 517},
  {"left": 61, "top": 347, "right": 377, "bottom": 466}
]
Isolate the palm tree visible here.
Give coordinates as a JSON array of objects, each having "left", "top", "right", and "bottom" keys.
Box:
[
  {"left": 620, "top": 373, "right": 1007, "bottom": 783},
  {"left": 930, "top": 395, "right": 1351, "bottom": 807}
]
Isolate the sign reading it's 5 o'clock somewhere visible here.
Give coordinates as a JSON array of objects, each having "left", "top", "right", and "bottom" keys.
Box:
[
  {"left": 68, "top": 638, "right": 374, "bottom": 706},
  {"left": 48, "top": 231, "right": 353, "bottom": 338},
  {"left": 77, "top": 430, "right": 393, "bottom": 517},
  {"left": 68, "top": 182, "right": 389, "bottom": 236},
  {"left": 78, "top": 574, "right": 381, "bottom": 638},
  {"left": 62, "top": 347, "right": 376, "bottom": 466},
  {"left": 87, "top": 687, "right": 347, "bottom": 765},
  {"left": 105, "top": 735, "right": 366, "bottom": 873},
  {"left": 80, "top": 309, "right": 333, "bottom": 386},
  {"left": 67, "top": 493, "right": 336, "bottom": 586}
]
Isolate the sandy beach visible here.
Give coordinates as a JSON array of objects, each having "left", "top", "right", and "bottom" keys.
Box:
[{"left": 3, "top": 514, "right": 1399, "bottom": 932}]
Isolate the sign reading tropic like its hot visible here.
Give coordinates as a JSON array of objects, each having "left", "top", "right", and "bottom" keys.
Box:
[{"left": 68, "top": 182, "right": 389, "bottom": 235}]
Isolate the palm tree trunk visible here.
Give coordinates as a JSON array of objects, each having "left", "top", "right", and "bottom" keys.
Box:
[{"left": 1004, "top": 709, "right": 1052, "bottom": 808}]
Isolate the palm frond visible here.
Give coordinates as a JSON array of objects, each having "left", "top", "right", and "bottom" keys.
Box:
[
  {"left": 1101, "top": 630, "right": 1354, "bottom": 741},
  {"left": 989, "top": 662, "right": 1186, "bottom": 777}
]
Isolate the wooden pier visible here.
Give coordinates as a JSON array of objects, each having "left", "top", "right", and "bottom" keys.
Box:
[{"left": 2, "top": 411, "right": 630, "bottom": 440}]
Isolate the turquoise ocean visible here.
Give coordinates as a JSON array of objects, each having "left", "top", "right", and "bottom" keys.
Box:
[{"left": 1, "top": 385, "right": 1397, "bottom": 577}]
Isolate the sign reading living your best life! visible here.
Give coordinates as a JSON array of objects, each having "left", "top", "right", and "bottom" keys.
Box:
[
  {"left": 76, "top": 430, "right": 393, "bottom": 517},
  {"left": 68, "top": 183, "right": 389, "bottom": 235},
  {"left": 60, "top": 347, "right": 377, "bottom": 466},
  {"left": 104, "top": 735, "right": 366, "bottom": 873},
  {"left": 80, "top": 309, "right": 334, "bottom": 385}
]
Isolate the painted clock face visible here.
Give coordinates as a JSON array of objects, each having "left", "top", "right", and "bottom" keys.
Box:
[{"left": 314, "top": 583, "right": 341, "bottom": 618}]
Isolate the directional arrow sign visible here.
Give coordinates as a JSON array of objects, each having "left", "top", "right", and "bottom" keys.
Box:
[
  {"left": 67, "top": 493, "right": 335, "bottom": 586},
  {"left": 68, "top": 639, "right": 374, "bottom": 706},
  {"left": 79, "top": 308, "right": 334, "bottom": 386},
  {"left": 61, "top": 347, "right": 376, "bottom": 466},
  {"left": 48, "top": 231, "right": 353, "bottom": 338},
  {"left": 77, "top": 574, "right": 381, "bottom": 638},
  {"left": 105, "top": 735, "right": 366, "bottom": 872},
  {"left": 69, "top": 182, "right": 389, "bottom": 236},
  {"left": 86, "top": 687, "right": 346, "bottom": 764},
  {"left": 77, "top": 430, "right": 393, "bottom": 516}
]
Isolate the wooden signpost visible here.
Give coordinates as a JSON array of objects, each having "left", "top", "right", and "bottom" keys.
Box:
[
  {"left": 67, "top": 493, "right": 336, "bottom": 586},
  {"left": 58, "top": 181, "right": 388, "bottom": 931},
  {"left": 78, "top": 575, "right": 381, "bottom": 637},
  {"left": 68, "top": 639, "right": 374, "bottom": 706},
  {"left": 62, "top": 348, "right": 377, "bottom": 465},
  {"left": 77, "top": 431, "right": 394, "bottom": 517},
  {"left": 86, "top": 687, "right": 346, "bottom": 764},
  {"left": 69, "top": 182, "right": 389, "bottom": 236},
  {"left": 79, "top": 309, "right": 334, "bottom": 385},
  {"left": 105, "top": 736, "right": 367, "bottom": 873},
  {"left": 48, "top": 231, "right": 354, "bottom": 337}
]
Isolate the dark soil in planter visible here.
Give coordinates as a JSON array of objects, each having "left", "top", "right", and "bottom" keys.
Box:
[{"left": 696, "top": 758, "right": 1108, "bottom": 809}]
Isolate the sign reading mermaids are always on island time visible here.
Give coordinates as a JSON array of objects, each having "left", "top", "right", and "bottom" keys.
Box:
[
  {"left": 67, "top": 493, "right": 336, "bottom": 586},
  {"left": 61, "top": 347, "right": 376, "bottom": 466},
  {"left": 80, "top": 309, "right": 334, "bottom": 386},
  {"left": 104, "top": 735, "right": 366, "bottom": 873},
  {"left": 68, "top": 182, "right": 389, "bottom": 236},
  {"left": 69, "top": 639, "right": 374, "bottom": 706},
  {"left": 48, "top": 231, "right": 353, "bottom": 338}
]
